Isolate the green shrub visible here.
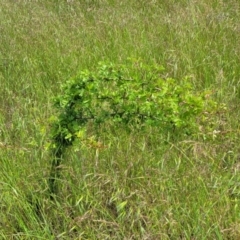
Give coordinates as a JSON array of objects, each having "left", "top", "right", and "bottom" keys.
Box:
[{"left": 48, "top": 60, "right": 218, "bottom": 195}]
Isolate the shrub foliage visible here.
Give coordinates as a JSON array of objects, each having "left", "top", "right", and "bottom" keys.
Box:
[{"left": 49, "top": 61, "right": 216, "bottom": 195}]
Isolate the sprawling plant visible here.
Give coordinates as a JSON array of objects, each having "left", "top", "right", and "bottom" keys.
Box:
[{"left": 48, "top": 61, "right": 215, "bottom": 195}]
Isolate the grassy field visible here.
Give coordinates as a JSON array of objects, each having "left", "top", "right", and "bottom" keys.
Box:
[{"left": 1, "top": 0, "right": 240, "bottom": 239}]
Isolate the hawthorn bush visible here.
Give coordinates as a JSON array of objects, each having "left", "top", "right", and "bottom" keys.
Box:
[{"left": 49, "top": 60, "right": 218, "bottom": 195}]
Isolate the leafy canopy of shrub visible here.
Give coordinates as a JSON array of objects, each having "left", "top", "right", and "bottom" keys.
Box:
[{"left": 51, "top": 60, "right": 215, "bottom": 152}]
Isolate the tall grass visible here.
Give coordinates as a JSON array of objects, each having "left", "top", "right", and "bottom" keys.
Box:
[{"left": 1, "top": 0, "right": 240, "bottom": 239}]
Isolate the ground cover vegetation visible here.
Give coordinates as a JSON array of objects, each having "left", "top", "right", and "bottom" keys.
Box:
[{"left": 0, "top": 0, "right": 240, "bottom": 239}]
